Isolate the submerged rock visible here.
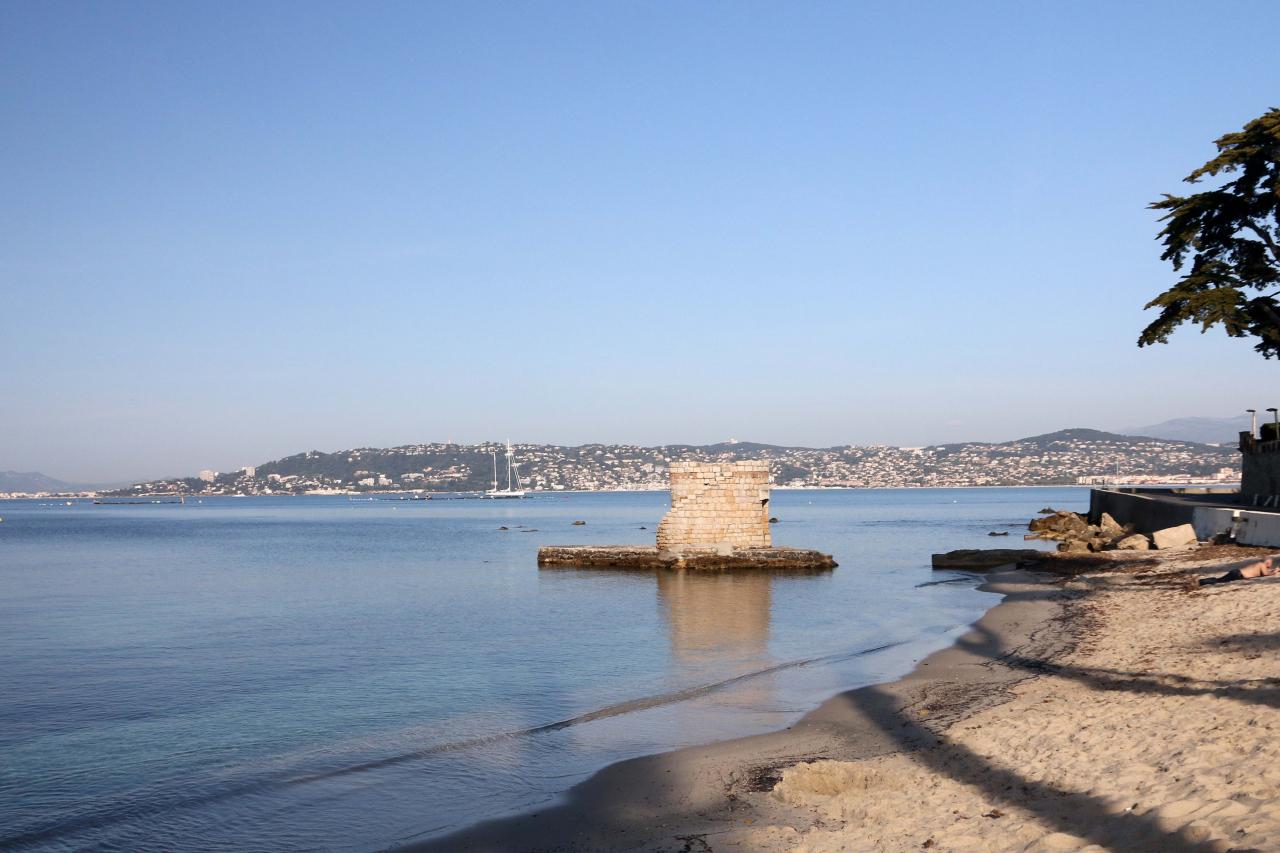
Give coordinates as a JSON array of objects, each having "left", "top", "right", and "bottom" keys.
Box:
[{"left": 930, "top": 548, "right": 1041, "bottom": 570}]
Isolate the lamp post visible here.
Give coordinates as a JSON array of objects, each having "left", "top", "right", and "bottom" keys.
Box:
[
  {"left": 1268, "top": 408, "right": 1278, "bottom": 441},
  {"left": 1248, "top": 408, "right": 1258, "bottom": 438}
]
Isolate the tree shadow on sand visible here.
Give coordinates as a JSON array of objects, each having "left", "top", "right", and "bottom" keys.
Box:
[
  {"left": 957, "top": 622, "right": 1280, "bottom": 709},
  {"left": 1198, "top": 630, "right": 1280, "bottom": 654},
  {"left": 790, "top": 613, "right": 1235, "bottom": 853},
  {"left": 819, "top": 684, "right": 1223, "bottom": 853},
  {"left": 409, "top": 584, "right": 1233, "bottom": 852}
]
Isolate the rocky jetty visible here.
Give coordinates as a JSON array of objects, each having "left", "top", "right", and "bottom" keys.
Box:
[
  {"left": 537, "top": 545, "right": 836, "bottom": 572},
  {"left": 541, "top": 459, "right": 836, "bottom": 572},
  {"left": 1026, "top": 508, "right": 1198, "bottom": 554}
]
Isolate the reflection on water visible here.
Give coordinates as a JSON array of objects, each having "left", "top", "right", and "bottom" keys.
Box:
[
  {"left": 658, "top": 569, "right": 779, "bottom": 724},
  {"left": 657, "top": 570, "right": 773, "bottom": 663},
  {"left": 0, "top": 487, "right": 1085, "bottom": 851}
]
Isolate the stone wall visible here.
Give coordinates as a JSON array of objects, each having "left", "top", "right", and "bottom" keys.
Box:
[
  {"left": 1240, "top": 432, "right": 1280, "bottom": 506},
  {"left": 656, "top": 461, "right": 771, "bottom": 553}
]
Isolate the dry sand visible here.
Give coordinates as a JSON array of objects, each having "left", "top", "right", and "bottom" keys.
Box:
[
  {"left": 731, "top": 550, "right": 1280, "bottom": 853},
  {"left": 409, "top": 549, "right": 1280, "bottom": 852}
]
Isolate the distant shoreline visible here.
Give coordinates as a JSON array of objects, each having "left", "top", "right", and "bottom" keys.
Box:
[
  {"left": 2, "top": 483, "right": 1238, "bottom": 501},
  {"left": 5, "top": 481, "right": 1244, "bottom": 502}
]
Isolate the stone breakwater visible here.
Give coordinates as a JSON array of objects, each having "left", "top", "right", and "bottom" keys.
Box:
[
  {"left": 538, "top": 458, "right": 835, "bottom": 571},
  {"left": 537, "top": 545, "right": 836, "bottom": 572},
  {"left": 656, "top": 461, "right": 771, "bottom": 553}
]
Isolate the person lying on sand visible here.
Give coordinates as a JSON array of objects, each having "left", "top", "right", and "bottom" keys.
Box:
[{"left": 1199, "top": 555, "right": 1280, "bottom": 587}]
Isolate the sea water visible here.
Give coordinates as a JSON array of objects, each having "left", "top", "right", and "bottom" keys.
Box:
[{"left": 0, "top": 487, "right": 1085, "bottom": 851}]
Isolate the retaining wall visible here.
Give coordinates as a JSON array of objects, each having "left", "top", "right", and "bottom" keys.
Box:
[
  {"left": 1089, "top": 487, "right": 1280, "bottom": 547},
  {"left": 1088, "top": 489, "right": 1198, "bottom": 534}
]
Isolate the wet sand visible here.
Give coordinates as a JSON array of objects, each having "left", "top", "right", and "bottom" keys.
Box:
[
  {"left": 403, "top": 568, "right": 1074, "bottom": 852},
  {"left": 407, "top": 546, "right": 1280, "bottom": 851}
]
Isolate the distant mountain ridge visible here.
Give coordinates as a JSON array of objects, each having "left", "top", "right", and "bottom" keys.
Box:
[
  {"left": 0, "top": 470, "right": 75, "bottom": 493},
  {"left": 1120, "top": 416, "right": 1252, "bottom": 446},
  {"left": 941, "top": 428, "right": 1216, "bottom": 450},
  {"left": 105, "top": 428, "right": 1239, "bottom": 496},
  {"left": 0, "top": 470, "right": 134, "bottom": 494}
]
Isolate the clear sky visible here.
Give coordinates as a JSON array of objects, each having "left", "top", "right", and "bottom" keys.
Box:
[{"left": 3, "top": 1, "right": 1278, "bottom": 483}]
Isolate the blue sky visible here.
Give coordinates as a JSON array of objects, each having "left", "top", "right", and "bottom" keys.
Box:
[{"left": 2, "top": 2, "right": 1278, "bottom": 482}]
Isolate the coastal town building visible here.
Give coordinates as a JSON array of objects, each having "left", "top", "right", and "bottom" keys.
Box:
[{"left": 98, "top": 430, "right": 1238, "bottom": 498}]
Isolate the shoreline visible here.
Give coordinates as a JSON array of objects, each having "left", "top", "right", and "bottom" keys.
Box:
[
  {"left": 402, "top": 568, "right": 1073, "bottom": 852},
  {"left": 2, "top": 484, "right": 1105, "bottom": 500}
]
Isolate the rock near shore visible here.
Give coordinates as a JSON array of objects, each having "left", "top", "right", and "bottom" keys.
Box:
[
  {"left": 1028, "top": 509, "right": 1162, "bottom": 553},
  {"left": 537, "top": 545, "right": 836, "bottom": 571},
  {"left": 1026, "top": 509, "right": 1201, "bottom": 554},
  {"left": 931, "top": 549, "right": 1042, "bottom": 570}
]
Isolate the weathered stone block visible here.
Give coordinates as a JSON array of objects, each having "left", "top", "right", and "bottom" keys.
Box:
[
  {"left": 656, "top": 461, "right": 772, "bottom": 553},
  {"left": 1114, "top": 533, "right": 1151, "bottom": 551},
  {"left": 1152, "top": 523, "right": 1197, "bottom": 550}
]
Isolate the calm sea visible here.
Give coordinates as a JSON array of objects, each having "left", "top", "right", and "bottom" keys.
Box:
[{"left": 0, "top": 487, "right": 1085, "bottom": 851}]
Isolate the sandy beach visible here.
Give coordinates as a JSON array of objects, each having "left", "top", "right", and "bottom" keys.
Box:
[{"left": 412, "top": 546, "right": 1280, "bottom": 852}]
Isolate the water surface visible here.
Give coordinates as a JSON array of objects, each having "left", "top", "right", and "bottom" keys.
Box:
[{"left": 0, "top": 487, "right": 1085, "bottom": 850}]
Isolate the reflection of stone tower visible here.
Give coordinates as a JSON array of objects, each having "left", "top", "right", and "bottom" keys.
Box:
[
  {"left": 656, "top": 461, "right": 771, "bottom": 554},
  {"left": 656, "top": 570, "right": 772, "bottom": 663}
]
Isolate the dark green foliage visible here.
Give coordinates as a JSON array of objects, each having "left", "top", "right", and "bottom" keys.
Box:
[
  {"left": 1140, "top": 108, "right": 1280, "bottom": 358},
  {"left": 255, "top": 448, "right": 500, "bottom": 492},
  {"left": 1262, "top": 422, "right": 1280, "bottom": 442}
]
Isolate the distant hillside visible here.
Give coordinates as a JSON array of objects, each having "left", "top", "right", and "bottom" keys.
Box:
[
  {"left": 0, "top": 471, "right": 135, "bottom": 494},
  {"left": 942, "top": 428, "right": 1198, "bottom": 450},
  {"left": 0, "top": 471, "right": 74, "bottom": 492},
  {"left": 107, "top": 430, "right": 1240, "bottom": 496},
  {"left": 1121, "top": 416, "right": 1252, "bottom": 446}
]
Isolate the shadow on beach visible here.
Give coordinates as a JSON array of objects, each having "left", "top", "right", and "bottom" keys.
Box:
[{"left": 400, "top": 574, "right": 1227, "bottom": 852}]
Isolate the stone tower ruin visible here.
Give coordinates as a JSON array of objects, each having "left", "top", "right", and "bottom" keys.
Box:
[{"left": 656, "top": 461, "right": 772, "bottom": 554}]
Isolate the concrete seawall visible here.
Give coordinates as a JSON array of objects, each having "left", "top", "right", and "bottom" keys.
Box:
[
  {"left": 1088, "top": 488, "right": 1280, "bottom": 547},
  {"left": 1088, "top": 490, "right": 1199, "bottom": 533}
]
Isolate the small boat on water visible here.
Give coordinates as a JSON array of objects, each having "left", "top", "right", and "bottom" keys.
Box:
[{"left": 486, "top": 441, "right": 526, "bottom": 499}]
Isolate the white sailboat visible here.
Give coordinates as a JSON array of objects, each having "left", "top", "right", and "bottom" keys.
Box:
[{"left": 485, "top": 441, "right": 526, "bottom": 498}]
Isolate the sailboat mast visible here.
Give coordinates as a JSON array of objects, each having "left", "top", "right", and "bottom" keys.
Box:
[
  {"left": 491, "top": 451, "right": 498, "bottom": 491},
  {"left": 506, "top": 441, "right": 513, "bottom": 492}
]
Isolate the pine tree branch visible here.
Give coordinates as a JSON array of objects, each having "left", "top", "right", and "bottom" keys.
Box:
[{"left": 1241, "top": 219, "right": 1280, "bottom": 265}]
